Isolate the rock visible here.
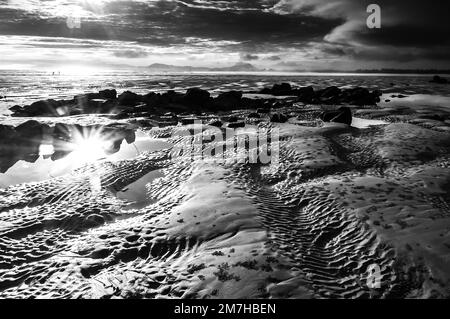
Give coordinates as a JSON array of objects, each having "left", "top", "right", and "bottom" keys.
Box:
[
  {"left": 240, "top": 97, "right": 265, "bottom": 109},
  {"left": 272, "top": 101, "right": 287, "bottom": 109},
  {"left": 293, "top": 86, "right": 315, "bottom": 103},
  {"left": 314, "top": 86, "right": 341, "bottom": 104},
  {"left": 180, "top": 118, "right": 199, "bottom": 125},
  {"left": 9, "top": 105, "right": 22, "bottom": 112},
  {"left": 259, "top": 88, "right": 272, "bottom": 95},
  {"left": 141, "top": 92, "right": 162, "bottom": 107},
  {"left": 270, "top": 83, "right": 292, "bottom": 96},
  {"left": 270, "top": 113, "right": 288, "bottom": 123},
  {"left": 99, "top": 100, "right": 119, "bottom": 113},
  {"left": 14, "top": 121, "right": 48, "bottom": 156},
  {"left": 75, "top": 98, "right": 104, "bottom": 114},
  {"left": 184, "top": 88, "right": 211, "bottom": 108},
  {"left": 207, "top": 120, "right": 223, "bottom": 128},
  {"left": 320, "top": 86, "right": 341, "bottom": 98},
  {"left": 320, "top": 106, "right": 352, "bottom": 126},
  {"left": 74, "top": 93, "right": 98, "bottom": 100},
  {"left": 118, "top": 91, "right": 142, "bottom": 106},
  {"left": 213, "top": 91, "right": 242, "bottom": 111},
  {"left": 99, "top": 89, "right": 117, "bottom": 100},
  {"left": 19, "top": 99, "right": 60, "bottom": 116},
  {"left": 257, "top": 108, "right": 270, "bottom": 114},
  {"left": 0, "top": 124, "right": 16, "bottom": 141},
  {"left": 16, "top": 120, "right": 46, "bottom": 140},
  {"left": 343, "top": 87, "right": 379, "bottom": 106},
  {"left": 430, "top": 75, "right": 448, "bottom": 84},
  {"left": 227, "top": 122, "right": 245, "bottom": 129},
  {"left": 225, "top": 116, "right": 238, "bottom": 123},
  {"left": 248, "top": 112, "right": 260, "bottom": 119},
  {"left": 372, "top": 90, "right": 383, "bottom": 97}
]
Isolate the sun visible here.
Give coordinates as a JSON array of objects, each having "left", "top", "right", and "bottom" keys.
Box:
[{"left": 66, "top": 127, "right": 112, "bottom": 164}]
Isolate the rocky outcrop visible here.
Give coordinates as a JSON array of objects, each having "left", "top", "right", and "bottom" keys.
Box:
[
  {"left": 248, "top": 112, "right": 260, "bottom": 119},
  {"left": 259, "top": 84, "right": 381, "bottom": 106},
  {"left": 11, "top": 99, "right": 62, "bottom": 117},
  {"left": 212, "top": 91, "right": 243, "bottom": 111},
  {"left": 320, "top": 106, "right": 352, "bottom": 126},
  {"left": 313, "top": 87, "right": 381, "bottom": 106},
  {"left": 430, "top": 75, "right": 448, "bottom": 84},
  {"left": 207, "top": 120, "right": 223, "bottom": 128},
  {"left": 270, "top": 113, "right": 289, "bottom": 123},
  {"left": 0, "top": 124, "right": 17, "bottom": 140},
  {"left": 118, "top": 91, "right": 142, "bottom": 107},
  {"left": 260, "top": 83, "right": 293, "bottom": 96},
  {"left": 184, "top": 88, "right": 211, "bottom": 109},
  {"left": 8, "top": 84, "right": 383, "bottom": 118},
  {"left": 99, "top": 89, "right": 117, "bottom": 100},
  {"left": 257, "top": 107, "right": 271, "bottom": 114},
  {"left": 227, "top": 122, "right": 246, "bottom": 128},
  {"left": 225, "top": 116, "right": 238, "bottom": 123},
  {"left": 180, "top": 118, "right": 199, "bottom": 125},
  {"left": 293, "top": 86, "right": 315, "bottom": 103}
]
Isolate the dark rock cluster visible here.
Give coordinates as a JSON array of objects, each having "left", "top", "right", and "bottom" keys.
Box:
[
  {"left": 9, "top": 84, "right": 382, "bottom": 118},
  {"left": 259, "top": 83, "right": 382, "bottom": 105},
  {"left": 430, "top": 75, "right": 448, "bottom": 84},
  {"left": 320, "top": 107, "right": 353, "bottom": 126}
]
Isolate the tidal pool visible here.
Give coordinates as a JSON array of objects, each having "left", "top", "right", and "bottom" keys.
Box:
[{"left": 0, "top": 131, "right": 172, "bottom": 188}]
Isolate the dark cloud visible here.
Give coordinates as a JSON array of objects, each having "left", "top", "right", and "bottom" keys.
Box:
[
  {"left": 241, "top": 53, "right": 259, "bottom": 61},
  {"left": 265, "top": 55, "right": 282, "bottom": 61},
  {"left": 0, "top": 0, "right": 449, "bottom": 69},
  {"left": 113, "top": 49, "right": 149, "bottom": 58},
  {"left": 278, "top": 0, "right": 450, "bottom": 65},
  {"left": 0, "top": 0, "right": 342, "bottom": 49}
]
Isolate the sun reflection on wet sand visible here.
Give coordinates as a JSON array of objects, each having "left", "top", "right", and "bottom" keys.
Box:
[
  {"left": 0, "top": 129, "right": 172, "bottom": 188},
  {"left": 67, "top": 128, "right": 111, "bottom": 164}
]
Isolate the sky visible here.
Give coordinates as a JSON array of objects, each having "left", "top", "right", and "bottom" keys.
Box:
[{"left": 0, "top": 0, "right": 449, "bottom": 71}]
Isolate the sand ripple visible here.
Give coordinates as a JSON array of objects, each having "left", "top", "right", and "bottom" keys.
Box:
[{"left": 1, "top": 120, "right": 450, "bottom": 298}]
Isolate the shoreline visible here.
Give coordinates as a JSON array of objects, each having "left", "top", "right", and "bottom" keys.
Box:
[{"left": 1, "top": 82, "right": 450, "bottom": 298}]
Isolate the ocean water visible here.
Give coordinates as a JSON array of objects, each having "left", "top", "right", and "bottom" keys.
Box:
[{"left": 1, "top": 70, "right": 450, "bottom": 116}]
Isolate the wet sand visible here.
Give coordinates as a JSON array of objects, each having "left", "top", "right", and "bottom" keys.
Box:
[{"left": 1, "top": 84, "right": 450, "bottom": 299}]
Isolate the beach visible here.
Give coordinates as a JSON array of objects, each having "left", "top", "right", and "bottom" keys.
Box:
[{"left": 1, "top": 72, "right": 450, "bottom": 298}]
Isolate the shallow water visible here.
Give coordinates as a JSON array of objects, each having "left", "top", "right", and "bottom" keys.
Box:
[
  {"left": 351, "top": 117, "right": 388, "bottom": 128},
  {"left": 0, "top": 131, "right": 172, "bottom": 188},
  {"left": 117, "top": 170, "right": 165, "bottom": 210},
  {"left": 379, "top": 94, "right": 450, "bottom": 110}
]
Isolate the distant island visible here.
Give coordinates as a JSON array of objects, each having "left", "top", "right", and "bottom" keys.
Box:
[
  {"left": 146, "top": 63, "right": 450, "bottom": 75},
  {"left": 346, "top": 69, "right": 450, "bottom": 74}
]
